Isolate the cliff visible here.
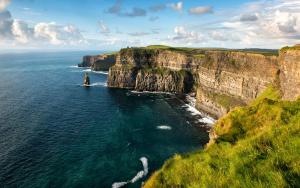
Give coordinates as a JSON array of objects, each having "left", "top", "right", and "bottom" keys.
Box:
[
  {"left": 195, "top": 51, "right": 278, "bottom": 117},
  {"left": 107, "top": 46, "right": 285, "bottom": 118},
  {"left": 78, "top": 54, "right": 116, "bottom": 71},
  {"left": 279, "top": 46, "right": 300, "bottom": 100},
  {"left": 107, "top": 49, "right": 195, "bottom": 93}
]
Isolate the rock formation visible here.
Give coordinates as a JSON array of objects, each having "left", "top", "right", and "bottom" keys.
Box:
[
  {"left": 83, "top": 73, "right": 90, "bottom": 86},
  {"left": 279, "top": 45, "right": 300, "bottom": 100},
  {"left": 97, "top": 45, "right": 299, "bottom": 118},
  {"left": 78, "top": 54, "right": 116, "bottom": 71}
]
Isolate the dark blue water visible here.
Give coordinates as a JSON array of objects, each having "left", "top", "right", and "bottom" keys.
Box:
[{"left": 0, "top": 52, "right": 209, "bottom": 188}]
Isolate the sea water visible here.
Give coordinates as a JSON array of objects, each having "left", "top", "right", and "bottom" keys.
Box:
[{"left": 0, "top": 51, "right": 210, "bottom": 188}]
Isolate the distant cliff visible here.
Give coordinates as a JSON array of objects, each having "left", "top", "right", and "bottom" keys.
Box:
[{"left": 78, "top": 54, "right": 116, "bottom": 71}]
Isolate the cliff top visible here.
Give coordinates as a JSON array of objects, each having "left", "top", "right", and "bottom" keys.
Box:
[
  {"left": 280, "top": 45, "right": 300, "bottom": 53},
  {"left": 124, "top": 45, "right": 278, "bottom": 56}
]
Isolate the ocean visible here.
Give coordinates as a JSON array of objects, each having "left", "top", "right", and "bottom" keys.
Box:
[{"left": 0, "top": 51, "right": 211, "bottom": 188}]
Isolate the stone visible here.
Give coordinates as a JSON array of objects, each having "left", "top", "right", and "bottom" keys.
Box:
[{"left": 83, "top": 73, "right": 90, "bottom": 86}]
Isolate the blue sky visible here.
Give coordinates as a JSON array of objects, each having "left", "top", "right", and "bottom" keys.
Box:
[{"left": 0, "top": 0, "right": 299, "bottom": 50}]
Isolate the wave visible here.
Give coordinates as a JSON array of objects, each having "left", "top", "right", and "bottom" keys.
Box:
[
  {"left": 157, "top": 125, "right": 172, "bottom": 130},
  {"left": 69, "top": 66, "right": 109, "bottom": 75},
  {"left": 69, "top": 65, "right": 81, "bottom": 68},
  {"left": 130, "top": 90, "right": 173, "bottom": 95},
  {"left": 92, "top": 70, "right": 109, "bottom": 75},
  {"left": 80, "top": 82, "right": 107, "bottom": 87},
  {"left": 184, "top": 95, "right": 216, "bottom": 125},
  {"left": 198, "top": 117, "right": 216, "bottom": 125},
  {"left": 112, "top": 157, "right": 148, "bottom": 188}
]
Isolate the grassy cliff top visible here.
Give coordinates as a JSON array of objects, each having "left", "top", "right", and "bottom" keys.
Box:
[
  {"left": 122, "top": 45, "right": 278, "bottom": 56},
  {"left": 280, "top": 45, "right": 300, "bottom": 53},
  {"left": 144, "top": 86, "right": 300, "bottom": 188}
]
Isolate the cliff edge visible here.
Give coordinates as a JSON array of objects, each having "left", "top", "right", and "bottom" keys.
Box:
[{"left": 106, "top": 46, "right": 286, "bottom": 118}]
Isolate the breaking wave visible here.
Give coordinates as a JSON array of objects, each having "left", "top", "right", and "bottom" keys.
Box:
[
  {"left": 80, "top": 82, "right": 107, "bottom": 87},
  {"left": 112, "top": 157, "right": 148, "bottom": 188},
  {"left": 157, "top": 125, "right": 172, "bottom": 130}
]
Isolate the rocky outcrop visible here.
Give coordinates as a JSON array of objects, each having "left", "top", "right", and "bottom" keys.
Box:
[
  {"left": 279, "top": 46, "right": 300, "bottom": 100},
  {"left": 107, "top": 65, "right": 138, "bottom": 89},
  {"left": 78, "top": 54, "right": 116, "bottom": 71},
  {"left": 83, "top": 73, "right": 90, "bottom": 86}
]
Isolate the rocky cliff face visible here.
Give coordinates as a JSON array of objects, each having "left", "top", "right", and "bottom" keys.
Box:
[
  {"left": 279, "top": 46, "right": 300, "bottom": 100},
  {"left": 78, "top": 54, "right": 116, "bottom": 71},
  {"left": 106, "top": 46, "right": 299, "bottom": 118},
  {"left": 108, "top": 49, "right": 195, "bottom": 92}
]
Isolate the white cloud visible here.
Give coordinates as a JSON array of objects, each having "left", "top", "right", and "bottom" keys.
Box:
[
  {"left": 171, "top": 26, "right": 204, "bottom": 44},
  {"left": 189, "top": 6, "right": 213, "bottom": 15},
  {"left": 169, "top": 2, "right": 183, "bottom": 12},
  {"left": 12, "top": 20, "right": 32, "bottom": 43},
  {"left": 218, "top": 0, "right": 300, "bottom": 47},
  {"left": 99, "top": 20, "right": 110, "bottom": 34},
  {"left": 34, "top": 22, "right": 84, "bottom": 45},
  {"left": 0, "top": 0, "right": 10, "bottom": 12}
]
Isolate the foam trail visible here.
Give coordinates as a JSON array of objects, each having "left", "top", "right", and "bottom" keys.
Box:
[
  {"left": 112, "top": 157, "right": 148, "bottom": 188},
  {"left": 157, "top": 125, "right": 172, "bottom": 130},
  {"left": 92, "top": 70, "right": 108, "bottom": 75},
  {"left": 130, "top": 90, "right": 172, "bottom": 95},
  {"left": 199, "top": 117, "right": 215, "bottom": 125},
  {"left": 82, "top": 68, "right": 92, "bottom": 72},
  {"left": 69, "top": 65, "right": 80, "bottom": 68},
  {"left": 112, "top": 182, "right": 128, "bottom": 188},
  {"left": 130, "top": 171, "right": 144, "bottom": 183},
  {"left": 81, "top": 82, "right": 107, "bottom": 87},
  {"left": 140, "top": 157, "right": 148, "bottom": 176}
]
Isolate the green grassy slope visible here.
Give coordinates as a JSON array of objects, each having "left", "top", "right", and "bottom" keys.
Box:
[{"left": 144, "top": 86, "right": 300, "bottom": 188}]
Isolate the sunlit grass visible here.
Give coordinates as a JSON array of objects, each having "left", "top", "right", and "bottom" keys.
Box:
[{"left": 144, "top": 86, "right": 300, "bottom": 188}]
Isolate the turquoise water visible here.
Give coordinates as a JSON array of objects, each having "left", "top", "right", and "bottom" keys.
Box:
[{"left": 0, "top": 52, "right": 209, "bottom": 188}]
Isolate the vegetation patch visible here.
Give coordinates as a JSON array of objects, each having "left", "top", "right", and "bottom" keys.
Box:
[
  {"left": 280, "top": 45, "right": 300, "bottom": 53},
  {"left": 144, "top": 86, "right": 300, "bottom": 188},
  {"left": 206, "top": 91, "right": 246, "bottom": 111}
]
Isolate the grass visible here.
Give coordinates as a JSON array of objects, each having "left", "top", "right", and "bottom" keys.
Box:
[
  {"left": 206, "top": 91, "right": 246, "bottom": 111},
  {"left": 280, "top": 45, "right": 300, "bottom": 53},
  {"left": 144, "top": 86, "right": 300, "bottom": 188}
]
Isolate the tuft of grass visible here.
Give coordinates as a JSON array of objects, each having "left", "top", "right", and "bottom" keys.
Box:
[{"left": 144, "top": 86, "right": 300, "bottom": 188}]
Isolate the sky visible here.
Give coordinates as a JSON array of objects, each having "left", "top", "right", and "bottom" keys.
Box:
[{"left": 0, "top": 0, "right": 299, "bottom": 50}]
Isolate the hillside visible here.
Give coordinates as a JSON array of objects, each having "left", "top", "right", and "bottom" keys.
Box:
[{"left": 144, "top": 86, "right": 300, "bottom": 187}]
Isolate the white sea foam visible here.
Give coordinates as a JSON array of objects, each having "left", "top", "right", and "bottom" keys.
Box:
[
  {"left": 80, "top": 82, "right": 107, "bottom": 87},
  {"left": 198, "top": 117, "right": 216, "bottom": 125},
  {"left": 92, "top": 70, "right": 109, "bottom": 75},
  {"left": 69, "top": 65, "right": 80, "bottom": 68},
  {"left": 82, "top": 68, "right": 92, "bottom": 72},
  {"left": 140, "top": 157, "right": 148, "bottom": 176},
  {"left": 81, "top": 68, "right": 109, "bottom": 75},
  {"left": 157, "top": 125, "right": 172, "bottom": 130},
  {"left": 184, "top": 95, "right": 216, "bottom": 126},
  {"left": 130, "top": 90, "right": 172, "bottom": 95},
  {"left": 130, "top": 171, "right": 144, "bottom": 183},
  {"left": 112, "top": 157, "right": 148, "bottom": 188},
  {"left": 112, "top": 182, "right": 128, "bottom": 188}
]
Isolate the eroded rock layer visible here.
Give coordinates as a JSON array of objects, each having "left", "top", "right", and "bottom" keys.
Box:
[{"left": 104, "top": 45, "right": 299, "bottom": 118}]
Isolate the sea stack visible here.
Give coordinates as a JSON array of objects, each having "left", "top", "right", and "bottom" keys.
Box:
[{"left": 83, "top": 73, "right": 90, "bottom": 86}]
